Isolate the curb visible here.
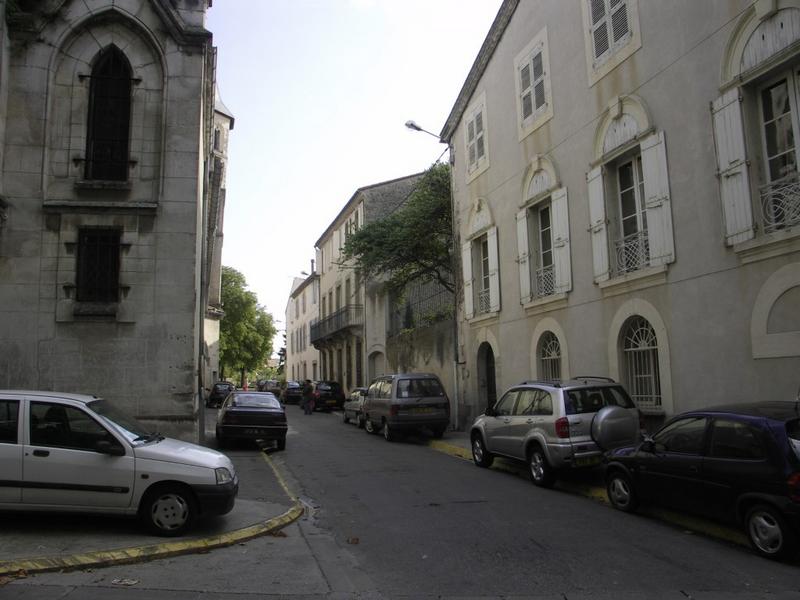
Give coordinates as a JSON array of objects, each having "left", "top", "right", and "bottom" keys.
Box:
[
  {"left": 0, "top": 451, "right": 304, "bottom": 577},
  {"left": 427, "top": 437, "right": 748, "bottom": 549}
]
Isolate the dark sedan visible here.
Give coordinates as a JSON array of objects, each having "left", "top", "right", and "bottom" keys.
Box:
[
  {"left": 215, "top": 391, "right": 287, "bottom": 450},
  {"left": 313, "top": 380, "right": 345, "bottom": 411},
  {"left": 206, "top": 381, "right": 234, "bottom": 408},
  {"left": 282, "top": 380, "right": 303, "bottom": 405},
  {"left": 604, "top": 401, "right": 800, "bottom": 560}
]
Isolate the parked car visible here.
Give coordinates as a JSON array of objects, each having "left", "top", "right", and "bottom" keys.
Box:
[
  {"left": 604, "top": 401, "right": 800, "bottom": 560},
  {"left": 215, "top": 391, "right": 287, "bottom": 451},
  {"left": 282, "top": 381, "right": 303, "bottom": 405},
  {"left": 0, "top": 390, "right": 237, "bottom": 537},
  {"left": 470, "top": 376, "right": 642, "bottom": 488},
  {"left": 206, "top": 381, "right": 235, "bottom": 408},
  {"left": 363, "top": 373, "right": 450, "bottom": 441},
  {"left": 342, "top": 387, "right": 368, "bottom": 427},
  {"left": 313, "top": 380, "right": 346, "bottom": 411}
]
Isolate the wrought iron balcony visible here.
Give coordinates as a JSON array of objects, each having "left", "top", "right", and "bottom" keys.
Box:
[
  {"left": 760, "top": 173, "right": 800, "bottom": 233},
  {"left": 615, "top": 230, "right": 650, "bottom": 275},
  {"left": 535, "top": 263, "right": 555, "bottom": 297},
  {"left": 310, "top": 304, "right": 363, "bottom": 344},
  {"left": 477, "top": 288, "right": 491, "bottom": 314}
]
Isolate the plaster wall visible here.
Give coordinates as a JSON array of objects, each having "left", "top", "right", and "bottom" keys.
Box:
[{"left": 450, "top": 0, "right": 800, "bottom": 427}]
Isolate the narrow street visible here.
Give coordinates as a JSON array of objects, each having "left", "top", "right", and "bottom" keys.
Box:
[{"left": 4, "top": 407, "right": 800, "bottom": 599}]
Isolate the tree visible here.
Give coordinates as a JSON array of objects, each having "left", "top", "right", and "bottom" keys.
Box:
[
  {"left": 219, "top": 266, "right": 276, "bottom": 387},
  {"left": 342, "top": 162, "right": 453, "bottom": 295}
]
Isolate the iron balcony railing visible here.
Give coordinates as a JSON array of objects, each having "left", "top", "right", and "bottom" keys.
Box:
[
  {"left": 477, "top": 288, "right": 491, "bottom": 314},
  {"left": 760, "top": 173, "right": 800, "bottom": 233},
  {"left": 535, "top": 263, "right": 555, "bottom": 297},
  {"left": 615, "top": 229, "right": 650, "bottom": 275},
  {"left": 310, "top": 304, "right": 363, "bottom": 344}
]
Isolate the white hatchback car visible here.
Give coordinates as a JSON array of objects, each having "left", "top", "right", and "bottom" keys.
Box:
[{"left": 0, "top": 390, "right": 238, "bottom": 536}]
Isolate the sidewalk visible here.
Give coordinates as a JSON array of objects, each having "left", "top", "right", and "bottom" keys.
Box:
[{"left": 0, "top": 451, "right": 303, "bottom": 577}]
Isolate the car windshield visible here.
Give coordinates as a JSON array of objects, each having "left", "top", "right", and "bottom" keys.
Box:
[
  {"left": 564, "top": 386, "right": 635, "bottom": 415},
  {"left": 88, "top": 399, "right": 154, "bottom": 443},
  {"left": 233, "top": 394, "right": 281, "bottom": 409},
  {"left": 214, "top": 383, "right": 232, "bottom": 391},
  {"left": 287, "top": 382, "right": 300, "bottom": 389},
  {"left": 397, "top": 378, "right": 444, "bottom": 398},
  {"left": 318, "top": 383, "right": 333, "bottom": 391}
]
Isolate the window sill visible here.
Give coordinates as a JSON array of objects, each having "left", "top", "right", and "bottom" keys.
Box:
[
  {"left": 467, "top": 310, "right": 499, "bottom": 326},
  {"left": 466, "top": 159, "right": 489, "bottom": 184},
  {"left": 75, "top": 180, "right": 132, "bottom": 191},
  {"left": 73, "top": 302, "right": 118, "bottom": 317},
  {"left": 734, "top": 225, "right": 800, "bottom": 265},
  {"left": 523, "top": 292, "right": 568, "bottom": 315},
  {"left": 44, "top": 199, "right": 157, "bottom": 211},
  {"left": 518, "top": 107, "right": 554, "bottom": 143},
  {"left": 598, "top": 264, "right": 668, "bottom": 298}
]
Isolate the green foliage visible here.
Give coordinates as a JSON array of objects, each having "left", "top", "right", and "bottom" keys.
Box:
[
  {"left": 343, "top": 163, "right": 453, "bottom": 295},
  {"left": 219, "top": 266, "right": 276, "bottom": 384}
]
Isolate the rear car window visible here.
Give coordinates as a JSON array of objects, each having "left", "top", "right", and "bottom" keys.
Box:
[
  {"left": 709, "top": 419, "right": 766, "bottom": 460},
  {"left": 233, "top": 394, "right": 281, "bottom": 409},
  {"left": 397, "top": 378, "right": 444, "bottom": 398},
  {"left": 0, "top": 400, "right": 19, "bottom": 444},
  {"left": 213, "top": 383, "right": 233, "bottom": 392},
  {"left": 565, "top": 386, "right": 634, "bottom": 415}
]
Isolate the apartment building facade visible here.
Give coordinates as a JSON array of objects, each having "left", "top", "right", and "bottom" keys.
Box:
[
  {"left": 285, "top": 271, "right": 321, "bottom": 383},
  {"left": 442, "top": 0, "right": 800, "bottom": 428}
]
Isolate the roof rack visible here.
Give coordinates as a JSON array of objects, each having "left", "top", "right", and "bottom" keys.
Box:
[
  {"left": 571, "top": 375, "right": 616, "bottom": 383},
  {"left": 519, "top": 379, "right": 562, "bottom": 388}
]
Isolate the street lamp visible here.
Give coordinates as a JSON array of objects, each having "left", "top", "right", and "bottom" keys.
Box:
[{"left": 405, "top": 120, "right": 442, "bottom": 141}]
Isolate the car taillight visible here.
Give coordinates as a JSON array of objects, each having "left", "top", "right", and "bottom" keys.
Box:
[
  {"left": 555, "top": 417, "right": 570, "bottom": 439},
  {"left": 390, "top": 405, "right": 398, "bottom": 416},
  {"left": 789, "top": 472, "right": 800, "bottom": 502}
]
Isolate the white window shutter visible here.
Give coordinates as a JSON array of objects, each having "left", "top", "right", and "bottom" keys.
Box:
[
  {"left": 640, "top": 131, "right": 675, "bottom": 266},
  {"left": 461, "top": 241, "right": 474, "bottom": 319},
  {"left": 487, "top": 226, "right": 501, "bottom": 313},
  {"left": 587, "top": 166, "right": 610, "bottom": 282},
  {"left": 712, "top": 88, "right": 755, "bottom": 245},
  {"left": 551, "top": 187, "right": 572, "bottom": 293},
  {"left": 516, "top": 209, "right": 532, "bottom": 303}
]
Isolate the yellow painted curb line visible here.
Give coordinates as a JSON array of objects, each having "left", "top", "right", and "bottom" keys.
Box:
[
  {"left": 427, "top": 437, "right": 747, "bottom": 548},
  {"left": 0, "top": 452, "right": 304, "bottom": 577}
]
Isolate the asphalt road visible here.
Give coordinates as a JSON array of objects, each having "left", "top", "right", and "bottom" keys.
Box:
[{"left": 3, "top": 406, "right": 800, "bottom": 599}]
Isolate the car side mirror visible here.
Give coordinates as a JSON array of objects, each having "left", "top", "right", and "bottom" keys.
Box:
[
  {"left": 484, "top": 407, "right": 495, "bottom": 417},
  {"left": 640, "top": 437, "right": 655, "bottom": 453},
  {"left": 96, "top": 440, "right": 125, "bottom": 456}
]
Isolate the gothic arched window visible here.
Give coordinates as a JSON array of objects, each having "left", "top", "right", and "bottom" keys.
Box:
[{"left": 85, "top": 46, "right": 132, "bottom": 181}]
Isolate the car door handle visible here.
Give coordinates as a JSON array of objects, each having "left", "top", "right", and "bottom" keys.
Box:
[
  {"left": 33, "top": 449, "right": 50, "bottom": 457},
  {"left": 526, "top": 419, "right": 534, "bottom": 424},
  {"left": 502, "top": 418, "right": 511, "bottom": 423}
]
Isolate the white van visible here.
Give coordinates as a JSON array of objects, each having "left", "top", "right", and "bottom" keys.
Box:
[{"left": 0, "top": 390, "right": 238, "bottom": 536}]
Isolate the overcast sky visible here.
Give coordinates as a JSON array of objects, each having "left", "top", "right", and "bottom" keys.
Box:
[{"left": 207, "top": 0, "right": 502, "bottom": 349}]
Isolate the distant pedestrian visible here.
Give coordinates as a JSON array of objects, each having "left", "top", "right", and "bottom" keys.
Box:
[{"left": 302, "top": 379, "right": 314, "bottom": 415}]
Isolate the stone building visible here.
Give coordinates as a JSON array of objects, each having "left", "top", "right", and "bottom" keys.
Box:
[
  {"left": 203, "top": 86, "right": 234, "bottom": 389},
  {"left": 441, "top": 0, "right": 800, "bottom": 429},
  {"left": 311, "top": 174, "right": 423, "bottom": 394},
  {"left": 0, "top": 0, "right": 219, "bottom": 440},
  {"left": 285, "top": 269, "right": 320, "bottom": 383}
]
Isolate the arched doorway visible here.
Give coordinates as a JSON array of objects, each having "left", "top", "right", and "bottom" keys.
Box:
[
  {"left": 368, "top": 351, "right": 385, "bottom": 381},
  {"left": 477, "top": 342, "right": 497, "bottom": 411}
]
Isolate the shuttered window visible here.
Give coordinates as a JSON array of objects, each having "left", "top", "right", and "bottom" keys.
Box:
[
  {"left": 519, "top": 48, "right": 547, "bottom": 122},
  {"left": 466, "top": 107, "right": 486, "bottom": 172},
  {"left": 589, "top": 0, "right": 630, "bottom": 64}
]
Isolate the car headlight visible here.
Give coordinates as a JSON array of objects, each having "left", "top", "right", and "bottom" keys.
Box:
[{"left": 215, "top": 467, "right": 234, "bottom": 485}]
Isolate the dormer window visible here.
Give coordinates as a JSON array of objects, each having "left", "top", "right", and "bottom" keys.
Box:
[{"left": 85, "top": 47, "right": 132, "bottom": 181}]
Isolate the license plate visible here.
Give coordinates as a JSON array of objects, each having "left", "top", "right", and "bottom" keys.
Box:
[
  {"left": 244, "top": 428, "right": 264, "bottom": 435},
  {"left": 573, "top": 455, "right": 601, "bottom": 467},
  {"left": 414, "top": 407, "right": 434, "bottom": 414}
]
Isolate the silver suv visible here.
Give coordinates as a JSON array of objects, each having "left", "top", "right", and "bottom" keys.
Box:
[{"left": 470, "top": 377, "right": 641, "bottom": 487}]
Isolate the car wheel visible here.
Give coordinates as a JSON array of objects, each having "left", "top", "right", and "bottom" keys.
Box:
[
  {"left": 746, "top": 504, "right": 796, "bottom": 560},
  {"left": 140, "top": 485, "right": 196, "bottom": 537},
  {"left": 383, "top": 422, "right": 396, "bottom": 442},
  {"left": 342, "top": 411, "right": 350, "bottom": 424},
  {"left": 364, "top": 418, "right": 377, "bottom": 434},
  {"left": 606, "top": 470, "right": 638, "bottom": 513},
  {"left": 277, "top": 437, "right": 286, "bottom": 451},
  {"left": 471, "top": 434, "right": 494, "bottom": 468},
  {"left": 528, "top": 446, "right": 556, "bottom": 488},
  {"left": 357, "top": 415, "right": 365, "bottom": 429}
]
